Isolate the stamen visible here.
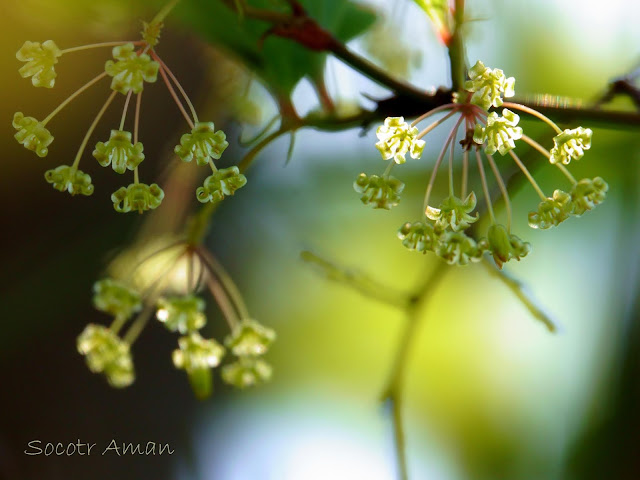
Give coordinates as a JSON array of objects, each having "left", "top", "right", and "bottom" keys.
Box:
[
  {"left": 507, "top": 150, "right": 547, "bottom": 200},
  {"left": 475, "top": 149, "right": 496, "bottom": 224},
  {"left": 502, "top": 102, "right": 562, "bottom": 134},
  {"left": 42, "top": 72, "right": 108, "bottom": 126},
  {"left": 72, "top": 90, "right": 118, "bottom": 170},
  {"left": 486, "top": 153, "right": 512, "bottom": 231}
]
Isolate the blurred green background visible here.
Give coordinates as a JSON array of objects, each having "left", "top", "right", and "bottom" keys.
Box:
[{"left": 1, "top": 0, "right": 639, "bottom": 479}]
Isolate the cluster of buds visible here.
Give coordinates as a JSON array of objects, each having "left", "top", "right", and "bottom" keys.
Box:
[
  {"left": 13, "top": 13, "right": 246, "bottom": 212},
  {"left": 356, "top": 60, "right": 607, "bottom": 268},
  {"left": 77, "top": 244, "right": 275, "bottom": 398}
]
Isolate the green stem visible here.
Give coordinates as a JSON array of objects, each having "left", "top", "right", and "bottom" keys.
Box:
[
  {"left": 119, "top": 91, "right": 133, "bottom": 131},
  {"left": 109, "top": 314, "right": 128, "bottom": 335},
  {"left": 482, "top": 259, "right": 559, "bottom": 332},
  {"left": 60, "top": 41, "right": 138, "bottom": 55},
  {"left": 151, "top": 0, "right": 181, "bottom": 24},
  {"left": 152, "top": 52, "right": 199, "bottom": 123},
  {"left": 42, "top": 72, "right": 108, "bottom": 126},
  {"left": 448, "top": 0, "right": 466, "bottom": 92},
  {"left": 300, "top": 251, "right": 407, "bottom": 310},
  {"left": 158, "top": 63, "right": 194, "bottom": 129},
  {"left": 197, "top": 247, "right": 251, "bottom": 320},
  {"left": 556, "top": 163, "right": 577, "bottom": 184},
  {"left": 206, "top": 276, "right": 240, "bottom": 329},
  {"left": 72, "top": 91, "right": 118, "bottom": 169},
  {"left": 476, "top": 149, "right": 496, "bottom": 224},
  {"left": 503, "top": 102, "right": 562, "bottom": 134},
  {"left": 134, "top": 92, "right": 142, "bottom": 143},
  {"left": 486, "top": 153, "right": 512, "bottom": 232},
  {"left": 381, "top": 263, "right": 449, "bottom": 480},
  {"left": 508, "top": 150, "right": 547, "bottom": 200}
]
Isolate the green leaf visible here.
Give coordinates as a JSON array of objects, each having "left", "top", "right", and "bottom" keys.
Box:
[{"left": 176, "top": 0, "right": 376, "bottom": 97}]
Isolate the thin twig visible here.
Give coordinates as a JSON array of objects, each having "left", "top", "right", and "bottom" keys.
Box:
[{"left": 380, "top": 262, "right": 450, "bottom": 480}]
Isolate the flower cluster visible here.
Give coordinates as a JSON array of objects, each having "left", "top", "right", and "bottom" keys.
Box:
[
  {"left": 375, "top": 116, "right": 425, "bottom": 164},
  {"left": 222, "top": 319, "right": 275, "bottom": 388},
  {"left": 196, "top": 166, "right": 247, "bottom": 204},
  {"left": 353, "top": 173, "right": 404, "bottom": 210},
  {"left": 77, "top": 279, "right": 141, "bottom": 387},
  {"left": 76, "top": 243, "right": 276, "bottom": 398},
  {"left": 14, "top": 14, "right": 246, "bottom": 212},
  {"left": 356, "top": 60, "right": 607, "bottom": 268}
]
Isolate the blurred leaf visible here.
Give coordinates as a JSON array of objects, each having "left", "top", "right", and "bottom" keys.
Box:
[
  {"left": 176, "top": 0, "right": 376, "bottom": 97},
  {"left": 411, "top": 0, "right": 450, "bottom": 42}
]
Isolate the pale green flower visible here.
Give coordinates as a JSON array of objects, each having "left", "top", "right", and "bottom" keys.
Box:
[
  {"left": 375, "top": 116, "right": 425, "bottom": 164},
  {"left": 435, "top": 231, "right": 487, "bottom": 266},
  {"left": 474, "top": 109, "right": 523, "bottom": 155},
  {"left": 549, "top": 127, "right": 592, "bottom": 165},
  {"left": 221, "top": 356, "right": 273, "bottom": 389},
  {"left": 225, "top": 319, "right": 276, "bottom": 357},
  {"left": 196, "top": 166, "right": 247, "bottom": 204},
  {"left": 425, "top": 192, "right": 479, "bottom": 232},
  {"left": 16, "top": 40, "right": 61, "bottom": 88},
  {"left": 111, "top": 183, "right": 164, "bottom": 213},
  {"left": 93, "top": 278, "right": 142, "bottom": 319},
  {"left": 569, "top": 177, "right": 608, "bottom": 216},
  {"left": 156, "top": 295, "right": 206, "bottom": 334},
  {"left": 45, "top": 165, "right": 94, "bottom": 196},
  {"left": 93, "top": 130, "right": 144, "bottom": 174},
  {"left": 464, "top": 60, "right": 515, "bottom": 110},
  {"left": 528, "top": 189, "right": 572, "bottom": 229},
  {"left": 487, "top": 224, "right": 531, "bottom": 269},
  {"left": 77, "top": 324, "right": 134, "bottom": 388},
  {"left": 105, "top": 43, "right": 159, "bottom": 94},
  {"left": 173, "top": 333, "right": 226, "bottom": 399},
  {"left": 397, "top": 221, "right": 439, "bottom": 253},
  {"left": 353, "top": 173, "right": 404, "bottom": 210},
  {"left": 13, "top": 112, "right": 53, "bottom": 157},
  {"left": 172, "top": 333, "right": 225, "bottom": 372},
  {"left": 174, "top": 122, "right": 229, "bottom": 166}
]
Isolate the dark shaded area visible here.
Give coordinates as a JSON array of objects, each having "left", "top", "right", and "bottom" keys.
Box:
[{"left": 0, "top": 29, "right": 220, "bottom": 480}]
